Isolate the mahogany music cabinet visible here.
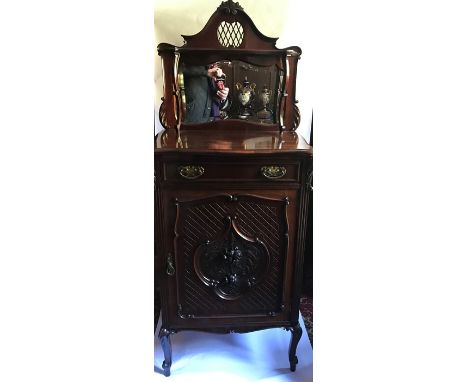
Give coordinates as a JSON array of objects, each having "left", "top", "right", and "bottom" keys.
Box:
[{"left": 155, "top": 1, "right": 312, "bottom": 376}]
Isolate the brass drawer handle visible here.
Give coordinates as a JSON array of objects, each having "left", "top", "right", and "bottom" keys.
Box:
[
  {"left": 178, "top": 165, "right": 204, "bottom": 180},
  {"left": 261, "top": 166, "right": 287, "bottom": 179}
]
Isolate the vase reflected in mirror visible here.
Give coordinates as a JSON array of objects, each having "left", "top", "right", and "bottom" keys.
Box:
[
  {"left": 257, "top": 85, "right": 272, "bottom": 121},
  {"left": 235, "top": 77, "right": 256, "bottom": 119}
]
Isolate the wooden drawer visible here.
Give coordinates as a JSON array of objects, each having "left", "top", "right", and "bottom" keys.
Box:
[{"left": 163, "top": 161, "right": 300, "bottom": 183}]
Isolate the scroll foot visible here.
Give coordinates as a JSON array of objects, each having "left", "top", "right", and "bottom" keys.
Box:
[
  {"left": 158, "top": 328, "right": 172, "bottom": 377},
  {"left": 288, "top": 323, "right": 302, "bottom": 372}
]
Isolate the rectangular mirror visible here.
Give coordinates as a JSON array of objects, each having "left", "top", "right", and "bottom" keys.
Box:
[{"left": 178, "top": 60, "right": 284, "bottom": 125}]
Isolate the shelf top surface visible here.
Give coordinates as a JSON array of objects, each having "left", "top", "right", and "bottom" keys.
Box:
[{"left": 155, "top": 130, "right": 312, "bottom": 155}]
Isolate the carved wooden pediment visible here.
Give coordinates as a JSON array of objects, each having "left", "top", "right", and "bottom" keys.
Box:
[{"left": 181, "top": 0, "right": 278, "bottom": 50}]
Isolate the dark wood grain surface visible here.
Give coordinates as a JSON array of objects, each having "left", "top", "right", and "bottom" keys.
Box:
[{"left": 155, "top": 129, "right": 312, "bottom": 154}]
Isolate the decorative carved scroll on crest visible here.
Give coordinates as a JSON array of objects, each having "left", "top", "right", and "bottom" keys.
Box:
[
  {"left": 217, "top": 0, "right": 244, "bottom": 15},
  {"left": 194, "top": 216, "right": 270, "bottom": 300}
]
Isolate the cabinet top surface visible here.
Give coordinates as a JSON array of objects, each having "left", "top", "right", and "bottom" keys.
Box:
[{"left": 154, "top": 130, "right": 312, "bottom": 155}]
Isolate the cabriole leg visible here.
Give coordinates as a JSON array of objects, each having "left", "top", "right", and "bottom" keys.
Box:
[
  {"left": 158, "top": 328, "right": 172, "bottom": 377},
  {"left": 288, "top": 323, "right": 303, "bottom": 371}
]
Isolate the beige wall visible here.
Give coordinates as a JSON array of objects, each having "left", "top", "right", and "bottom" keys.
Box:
[{"left": 154, "top": 0, "right": 312, "bottom": 142}]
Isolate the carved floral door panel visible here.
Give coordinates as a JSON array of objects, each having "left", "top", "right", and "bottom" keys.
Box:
[{"left": 162, "top": 189, "right": 299, "bottom": 327}]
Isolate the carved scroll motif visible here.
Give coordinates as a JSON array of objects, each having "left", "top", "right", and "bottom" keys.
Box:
[
  {"left": 194, "top": 216, "right": 270, "bottom": 300},
  {"left": 158, "top": 97, "right": 168, "bottom": 129},
  {"left": 217, "top": 0, "right": 244, "bottom": 14}
]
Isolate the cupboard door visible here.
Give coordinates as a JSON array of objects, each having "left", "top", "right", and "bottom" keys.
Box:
[{"left": 163, "top": 190, "right": 297, "bottom": 323}]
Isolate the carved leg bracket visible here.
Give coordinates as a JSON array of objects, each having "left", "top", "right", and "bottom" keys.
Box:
[
  {"left": 288, "top": 323, "right": 302, "bottom": 371},
  {"left": 158, "top": 328, "right": 173, "bottom": 377}
]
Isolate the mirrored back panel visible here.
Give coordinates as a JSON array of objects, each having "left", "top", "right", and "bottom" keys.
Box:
[{"left": 178, "top": 60, "right": 284, "bottom": 125}]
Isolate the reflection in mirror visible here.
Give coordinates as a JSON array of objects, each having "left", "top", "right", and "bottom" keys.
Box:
[{"left": 178, "top": 60, "right": 283, "bottom": 125}]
